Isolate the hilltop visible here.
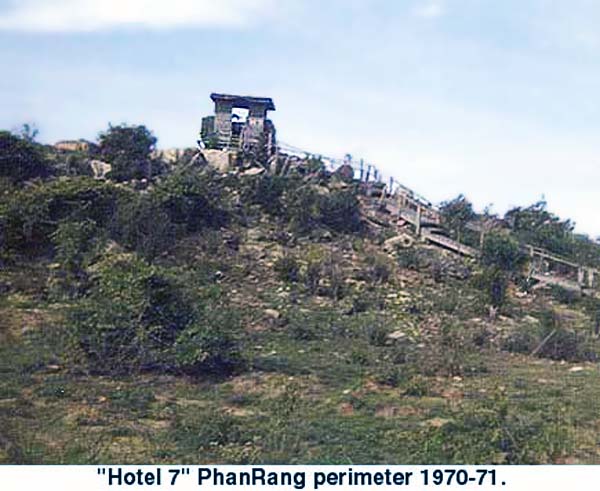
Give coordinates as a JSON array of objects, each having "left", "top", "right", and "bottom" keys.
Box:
[{"left": 1, "top": 122, "right": 600, "bottom": 464}]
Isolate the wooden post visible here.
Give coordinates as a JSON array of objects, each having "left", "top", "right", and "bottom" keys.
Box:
[
  {"left": 578, "top": 268, "right": 585, "bottom": 286},
  {"left": 416, "top": 204, "right": 422, "bottom": 237},
  {"left": 379, "top": 185, "right": 387, "bottom": 206},
  {"left": 365, "top": 165, "right": 371, "bottom": 182},
  {"left": 359, "top": 159, "right": 364, "bottom": 181}
]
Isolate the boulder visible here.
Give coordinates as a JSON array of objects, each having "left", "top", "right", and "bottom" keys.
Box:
[
  {"left": 383, "top": 234, "right": 415, "bottom": 251},
  {"left": 387, "top": 329, "right": 406, "bottom": 340},
  {"left": 89, "top": 159, "right": 111, "bottom": 179}
]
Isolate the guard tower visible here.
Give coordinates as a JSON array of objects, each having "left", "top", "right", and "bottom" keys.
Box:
[{"left": 201, "top": 93, "right": 276, "bottom": 154}]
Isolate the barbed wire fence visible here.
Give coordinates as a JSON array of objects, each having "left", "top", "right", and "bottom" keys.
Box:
[{"left": 277, "top": 141, "right": 434, "bottom": 208}]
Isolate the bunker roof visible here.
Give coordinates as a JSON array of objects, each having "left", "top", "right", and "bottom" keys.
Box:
[{"left": 210, "top": 93, "right": 275, "bottom": 111}]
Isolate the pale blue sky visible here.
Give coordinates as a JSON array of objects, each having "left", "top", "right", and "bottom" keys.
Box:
[{"left": 1, "top": 0, "right": 599, "bottom": 236}]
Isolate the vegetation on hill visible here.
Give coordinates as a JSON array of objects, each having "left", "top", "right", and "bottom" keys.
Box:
[{"left": 1, "top": 126, "right": 600, "bottom": 464}]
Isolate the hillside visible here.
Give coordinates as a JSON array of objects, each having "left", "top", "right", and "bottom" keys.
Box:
[{"left": 1, "top": 125, "right": 600, "bottom": 464}]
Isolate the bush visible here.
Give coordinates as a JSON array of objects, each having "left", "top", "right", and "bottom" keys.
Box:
[
  {"left": 173, "top": 407, "right": 244, "bottom": 459},
  {"left": 503, "top": 309, "right": 599, "bottom": 362},
  {"left": 174, "top": 303, "right": 245, "bottom": 374},
  {"left": 439, "top": 194, "right": 475, "bottom": 243},
  {"left": 284, "top": 185, "right": 321, "bottom": 233},
  {"left": 0, "top": 177, "right": 121, "bottom": 255},
  {"left": 412, "top": 389, "right": 572, "bottom": 463},
  {"left": 151, "top": 168, "right": 229, "bottom": 232},
  {"left": 481, "top": 232, "right": 526, "bottom": 273},
  {"left": 240, "top": 174, "right": 289, "bottom": 216},
  {"left": 318, "top": 189, "right": 362, "bottom": 233},
  {"left": 417, "top": 322, "right": 488, "bottom": 377},
  {"left": 303, "top": 258, "right": 322, "bottom": 294},
  {"left": 283, "top": 185, "right": 362, "bottom": 234},
  {"left": 49, "top": 219, "right": 105, "bottom": 296},
  {"left": 396, "top": 248, "right": 420, "bottom": 270},
  {"left": 0, "top": 131, "right": 51, "bottom": 183},
  {"left": 98, "top": 124, "right": 156, "bottom": 181},
  {"left": 549, "top": 285, "right": 581, "bottom": 305},
  {"left": 366, "top": 253, "right": 393, "bottom": 284},
  {"left": 364, "top": 322, "right": 389, "bottom": 347},
  {"left": 485, "top": 268, "right": 508, "bottom": 308},
  {"left": 68, "top": 256, "right": 243, "bottom": 375},
  {"left": 505, "top": 201, "right": 574, "bottom": 258},
  {"left": 320, "top": 253, "right": 346, "bottom": 300},
  {"left": 109, "top": 194, "right": 178, "bottom": 260},
  {"left": 274, "top": 254, "right": 300, "bottom": 283}
]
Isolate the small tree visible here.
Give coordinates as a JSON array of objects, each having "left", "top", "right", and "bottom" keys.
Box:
[
  {"left": 439, "top": 194, "right": 475, "bottom": 243},
  {"left": 98, "top": 124, "right": 157, "bottom": 181},
  {"left": 479, "top": 232, "right": 527, "bottom": 309},
  {"left": 481, "top": 232, "right": 526, "bottom": 273},
  {"left": 0, "top": 130, "right": 50, "bottom": 183},
  {"left": 505, "top": 200, "right": 574, "bottom": 256}
]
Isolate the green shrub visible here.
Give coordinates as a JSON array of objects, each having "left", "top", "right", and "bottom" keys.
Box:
[
  {"left": 49, "top": 219, "right": 105, "bottom": 296},
  {"left": 303, "top": 258, "right": 322, "bottom": 294},
  {"left": 417, "top": 322, "right": 488, "bottom": 377},
  {"left": 174, "top": 407, "right": 243, "bottom": 453},
  {"left": 366, "top": 253, "right": 393, "bottom": 284},
  {"left": 67, "top": 255, "right": 243, "bottom": 375},
  {"left": 240, "top": 174, "right": 289, "bottom": 216},
  {"left": 318, "top": 189, "right": 362, "bottom": 234},
  {"left": 439, "top": 194, "right": 475, "bottom": 244},
  {"left": 364, "top": 322, "right": 389, "bottom": 347},
  {"left": 274, "top": 254, "right": 300, "bottom": 283},
  {"left": 503, "top": 309, "right": 599, "bottom": 362},
  {"left": 505, "top": 200, "right": 575, "bottom": 258},
  {"left": 284, "top": 185, "right": 321, "bottom": 233},
  {"left": 549, "top": 285, "right": 581, "bottom": 305},
  {"left": 411, "top": 390, "right": 573, "bottom": 463},
  {"left": 173, "top": 303, "right": 244, "bottom": 374},
  {"left": 481, "top": 232, "right": 526, "bottom": 273},
  {"left": 321, "top": 254, "right": 345, "bottom": 300},
  {"left": 403, "top": 374, "right": 431, "bottom": 396},
  {"left": 0, "top": 177, "right": 121, "bottom": 255},
  {"left": 151, "top": 168, "right": 229, "bottom": 232},
  {"left": 396, "top": 248, "right": 420, "bottom": 270},
  {"left": 0, "top": 131, "right": 51, "bottom": 183},
  {"left": 98, "top": 124, "right": 156, "bottom": 182},
  {"left": 283, "top": 185, "right": 361, "bottom": 234},
  {"left": 109, "top": 194, "right": 178, "bottom": 260}
]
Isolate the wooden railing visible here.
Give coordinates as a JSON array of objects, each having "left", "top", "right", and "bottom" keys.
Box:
[{"left": 276, "top": 142, "right": 599, "bottom": 292}]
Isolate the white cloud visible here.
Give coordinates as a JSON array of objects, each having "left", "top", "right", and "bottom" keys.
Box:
[
  {"left": 413, "top": 1, "right": 445, "bottom": 18},
  {"left": 0, "top": 0, "right": 275, "bottom": 32}
]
